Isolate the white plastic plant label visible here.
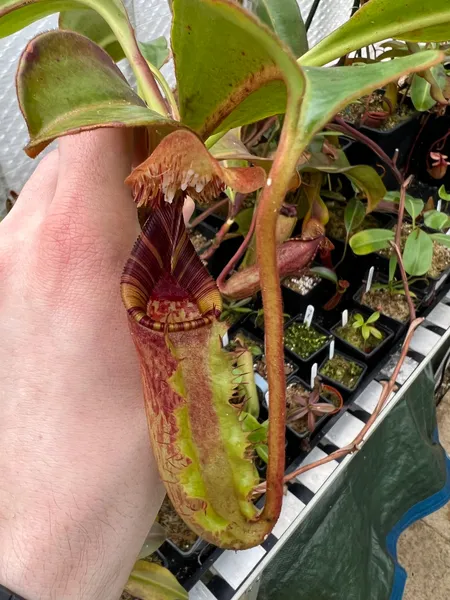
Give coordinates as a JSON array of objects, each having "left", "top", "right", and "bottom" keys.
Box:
[
  {"left": 304, "top": 305, "right": 314, "bottom": 328},
  {"left": 342, "top": 309, "right": 348, "bottom": 327},
  {"left": 437, "top": 199, "right": 442, "bottom": 212},
  {"left": 366, "top": 266, "right": 375, "bottom": 293},
  {"left": 329, "top": 339, "right": 335, "bottom": 360},
  {"left": 310, "top": 362, "right": 318, "bottom": 389}
]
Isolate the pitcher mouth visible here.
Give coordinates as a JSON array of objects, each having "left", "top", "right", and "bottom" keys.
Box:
[{"left": 121, "top": 200, "right": 222, "bottom": 332}]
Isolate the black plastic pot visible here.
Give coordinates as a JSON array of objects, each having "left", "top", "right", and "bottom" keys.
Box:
[
  {"left": 264, "top": 376, "right": 339, "bottom": 440},
  {"left": 343, "top": 110, "right": 421, "bottom": 190},
  {"left": 318, "top": 351, "right": 368, "bottom": 394},
  {"left": 282, "top": 277, "right": 336, "bottom": 316},
  {"left": 228, "top": 327, "right": 299, "bottom": 387},
  {"left": 166, "top": 536, "right": 206, "bottom": 558},
  {"left": 353, "top": 273, "right": 424, "bottom": 333},
  {"left": 284, "top": 315, "right": 332, "bottom": 364},
  {"left": 330, "top": 309, "right": 394, "bottom": 361}
]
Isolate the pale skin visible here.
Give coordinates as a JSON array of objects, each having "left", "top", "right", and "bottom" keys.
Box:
[{"left": 0, "top": 129, "right": 190, "bottom": 600}]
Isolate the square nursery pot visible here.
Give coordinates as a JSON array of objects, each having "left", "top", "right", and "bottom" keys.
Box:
[
  {"left": 227, "top": 328, "right": 298, "bottom": 392},
  {"left": 166, "top": 536, "right": 207, "bottom": 558},
  {"left": 284, "top": 315, "right": 332, "bottom": 364},
  {"left": 342, "top": 94, "right": 420, "bottom": 190},
  {"left": 331, "top": 309, "right": 394, "bottom": 361},
  {"left": 353, "top": 273, "right": 424, "bottom": 332},
  {"left": 318, "top": 351, "right": 367, "bottom": 395},
  {"left": 264, "top": 376, "right": 342, "bottom": 440},
  {"left": 282, "top": 270, "right": 335, "bottom": 316}
]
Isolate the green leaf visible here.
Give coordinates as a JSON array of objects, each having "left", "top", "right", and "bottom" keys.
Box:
[
  {"left": 0, "top": 0, "right": 168, "bottom": 112},
  {"left": 138, "top": 523, "right": 168, "bottom": 560},
  {"left": 304, "top": 161, "right": 385, "bottom": 213},
  {"left": 297, "top": 52, "right": 443, "bottom": 166},
  {"left": 60, "top": 8, "right": 169, "bottom": 66},
  {"left": 349, "top": 228, "right": 395, "bottom": 255},
  {"left": 410, "top": 65, "right": 447, "bottom": 111},
  {"left": 299, "top": 0, "right": 450, "bottom": 67},
  {"left": 361, "top": 325, "right": 370, "bottom": 341},
  {"left": 17, "top": 30, "right": 178, "bottom": 157},
  {"left": 235, "top": 207, "right": 255, "bottom": 236},
  {"left": 389, "top": 254, "right": 397, "bottom": 283},
  {"left": 59, "top": 8, "right": 123, "bottom": 61},
  {"left": 403, "top": 229, "right": 433, "bottom": 276},
  {"left": 411, "top": 71, "right": 438, "bottom": 111},
  {"left": 251, "top": 0, "right": 308, "bottom": 57},
  {"left": 366, "top": 311, "right": 380, "bottom": 324},
  {"left": 172, "top": 0, "right": 303, "bottom": 138},
  {"left": 424, "top": 209, "right": 449, "bottom": 231},
  {"left": 384, "top": 191, "right": 424, "bottom": 221},
  {"left": 404, "top": 197, "right": 424, "bottom": 222},
  {"left": 439, "top": 185, "right": 450, "bottom": 201},
  {"left": 125, "top": 560, "right": 189, "bottom": 600},
  {"left": 368, "top": 326, "right": 383, "bottom": 339},
  {"left": 138, "top": 38, "right": 170, "bottom": 69},
  {"left": 173, "top": 0, "right": 442, "bottom": 141},
  {"left": 256, "top": 443, "right": 269, "bottom": 463},
  {"left": 430, "top": 232, "right": 450, "bottom": 249},
  {"left": 344, "top": 198, "right": 366, "bottom": 235},
  {"left": 353, "top": 313, "right": 364, "bottom": 326},
  {"left": 309, "top": 266, "right": 338, "bottom": 284}
]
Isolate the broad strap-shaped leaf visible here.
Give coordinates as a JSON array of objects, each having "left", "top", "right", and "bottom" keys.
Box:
[
  {"left": 303, "top": 157, "right": 387, "bottom": 213},
  {"left": 0, "top": 0, "right": 167, "bottom": 112},
  {"left": 298, "top": 52, "right": 443, "bottom": 145},
  {"left": 251, "top": 0, "right": 308, "bottom": 57},
  {"left": 403, "top": 229, "right": 433, "bottom": 276},
  {"left": 59, "top": 8, "right": 169, "bottom": 67},
  {"left": 411, "top": 65, "right": 448, "bottom": 112},
  {"left": 424, "top": 210, "right": 450, "bottom": 231},
  {"left": 59, "top": 7, "right": 125, "bottom": 61},
  {"left": 17, "top": 30, "right": 179, "bottom": 157},
  {"left": 172, "top": 0, "right": 303, "bottom": 138},
  {"left": 125, "top": 560, "right": 188, "bottom": 600},
  {"left": 138, "top": 523, "right": 167, "bottom": 560},
  {"left": 121, "top": 201, "right": 271, "bottom": 548},
  {"left": 173, "top": 0, "right": 443, "bottom": 142},
  {"left": 349, "top": 228, "right": 395, "bottom": 255},
  {"left": 299, "top": 0, "right": 450, "bottom": 67},
  {"left": 344, "top": 198, "right": 366, "bottom": 235}
]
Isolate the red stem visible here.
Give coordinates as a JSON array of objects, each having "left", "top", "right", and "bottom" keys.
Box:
[
  {"left": 188, "top": 198, "right": 229, "bottom": 229},
  {"left": 217, "top": 207, "right": 258, "bottom": 291},
  {"left": 328, "top": 118, "right": 404, "bottom": 186}
]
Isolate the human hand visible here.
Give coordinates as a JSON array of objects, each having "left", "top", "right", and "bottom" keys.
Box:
[{"left": 0, "top": 129, "right": 164, "bottom": 600}]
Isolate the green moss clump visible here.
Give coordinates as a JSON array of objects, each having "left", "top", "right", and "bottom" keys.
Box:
[{"left": 284, "top": 322, "right": 329, "bottom": 359}]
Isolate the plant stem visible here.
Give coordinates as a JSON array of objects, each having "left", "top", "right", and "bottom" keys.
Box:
[
  {"left": 328, "top": 118, "right": 404, "bottom": 186},
  {"left": 217, "top": 206, "right": 258, "bottom": 291},
  {"left": 188, "top": 198, "right": 229, "bottom": 229},
  {"left": 255, "top": 97, "right": 304, "bottom": 525},
  {"left": 201, "top": 218, "right": 234, "bottom": 261},
  {"left": 395, "top": 174, "right": 413, "bottom": 249},
  {"left": 145, "top": 61, "right": 180, "bottom": 120}
]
